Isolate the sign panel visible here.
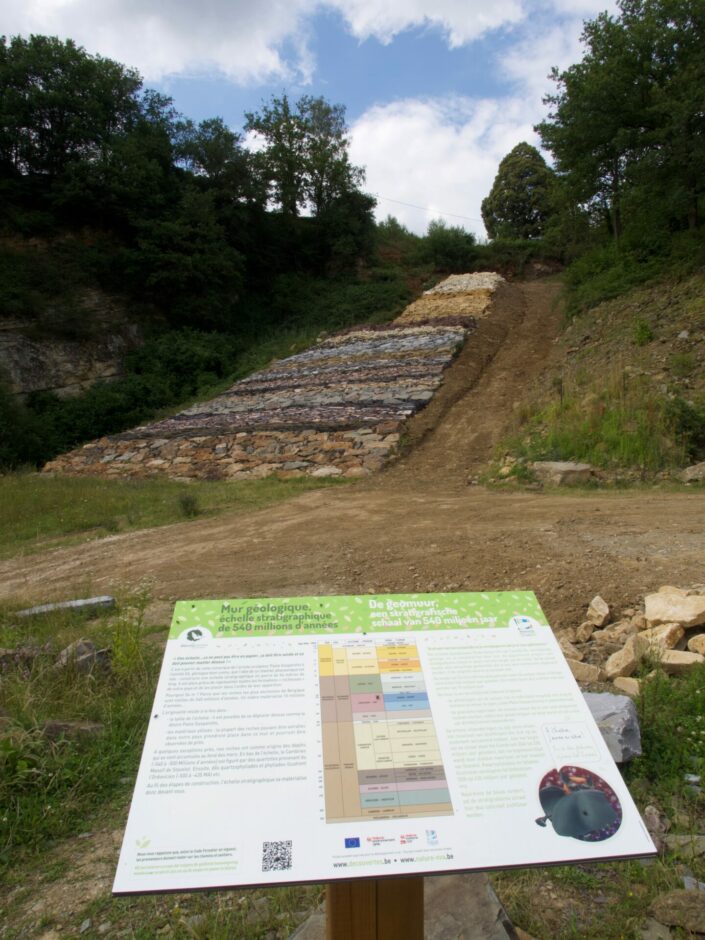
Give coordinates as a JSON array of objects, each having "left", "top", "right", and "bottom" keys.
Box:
[{"left": 113, "top": 592, "right": 655, "bottom": 894}]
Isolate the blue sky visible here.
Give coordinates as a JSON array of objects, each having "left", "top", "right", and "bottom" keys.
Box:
[{"left": 6, "top": 1, "right": 616, "bottom": 235}]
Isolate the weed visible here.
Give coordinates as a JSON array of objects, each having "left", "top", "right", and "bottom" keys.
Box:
[
  {"left": 178, "top": 492, "right": 200, "bottom": 519},
  {"left": 633, "top": 318, "right": 654, "bottom": 346},
  {"left": 669, "top": 350, "right": 696, "bottom": 378}
]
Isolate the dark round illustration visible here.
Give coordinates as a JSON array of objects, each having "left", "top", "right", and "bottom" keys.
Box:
[{"left": 535, "top": 766, "right": 622, "bottom": 841}]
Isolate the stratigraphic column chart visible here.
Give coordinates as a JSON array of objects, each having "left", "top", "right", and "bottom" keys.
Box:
[{"left": 319, "top": 641, "right": 453, "bottom": 823}]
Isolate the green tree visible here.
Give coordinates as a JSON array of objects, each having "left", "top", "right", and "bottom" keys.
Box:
[
  {"left": 481, "top": 142, "right": 556, "bottom": 239},
  {"left": 0, "top": 34, "right": 141, "bottom": 179},
  {"left": 244, "top": 93, "right": 367, "bottom": 218},
  {"left": 536, "top": 0, "right": 705, "bottom": 242},
  {"left": 130, "top": 188, "right": 244, "bottom": 328},
  {"left": 244, "top": 94, "right": 306, "bottom": 217}
]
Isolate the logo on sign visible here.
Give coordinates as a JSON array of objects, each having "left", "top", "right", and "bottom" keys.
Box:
[
  {"left": 425, "top": 830, "right": 439, "bottom": 846},
  {"left": 509, "top": 615, "right": 539, "bottom": 636},
  {"left": 345, "top": 837, "right": 360, "bottom": 848}
]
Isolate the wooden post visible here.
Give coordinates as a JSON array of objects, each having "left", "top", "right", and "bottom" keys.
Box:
[{"left": 326, "top": 877, "right": 424, "bottom": 940}]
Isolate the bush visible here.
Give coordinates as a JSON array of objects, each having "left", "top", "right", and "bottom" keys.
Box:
[
  {"left": 0, "top": 380, "right": 47, "bottom": 468},
  {"left": 666, "top": 397, "right": 705, "bottom": 461},
  {"left": 419, "top": 220, "right": 477, "bottom": 271}
]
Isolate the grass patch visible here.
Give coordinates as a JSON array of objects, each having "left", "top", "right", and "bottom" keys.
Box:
[
  {"left": 629, "top": 663, "right": 705, "bottom": 803},
  {"left": 0, "top": 473, "right": 346, "bottom": 559},
  {"left": 0, "top": 588, "right": 158, "bottom": 868},
  {"left": 503, "top": 367, "right": 689, "bottom": 471}
]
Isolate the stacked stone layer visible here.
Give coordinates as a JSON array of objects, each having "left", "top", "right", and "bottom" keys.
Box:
[{"left": 44, "top": 274, "right": 503, "bottom": 481}]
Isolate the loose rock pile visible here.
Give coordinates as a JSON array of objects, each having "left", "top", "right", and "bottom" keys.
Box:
[
  {"left": 44, "top": 275, "right": 505, "bottom": 481},
  {"left": 557, "top": 586, "right": 705, "bottom": 691}
]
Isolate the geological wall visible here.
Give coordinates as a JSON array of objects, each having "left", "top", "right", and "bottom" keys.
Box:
[{"left": 44, "top": 273, "right": 504, "bottom": 481}]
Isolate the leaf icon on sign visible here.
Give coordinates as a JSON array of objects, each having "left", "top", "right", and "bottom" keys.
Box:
[{"left": 136, "top": 837, "right": 151, "bottom": 848}]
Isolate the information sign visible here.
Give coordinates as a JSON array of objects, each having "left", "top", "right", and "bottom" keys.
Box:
[{"left": 113, "top": 592, "right": 655, "bottom": 894}]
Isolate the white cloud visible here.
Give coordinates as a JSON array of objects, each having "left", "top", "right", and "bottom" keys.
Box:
[
  {"left": 327, "top": 0, "right": 525, "bottom": 46},
  {"left": 349, "top": 97, "right": 539, "bottom": 238},
  {"left": 3, "top": 0, "right": 317, "bottom": 83},
  {"left": 4, "top": 0, "right": 527, "bottom": 83},
  {"left": 499, "top": 1, "right": 618, "bottom": 109}
]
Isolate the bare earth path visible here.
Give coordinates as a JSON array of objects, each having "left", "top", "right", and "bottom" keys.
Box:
[{"left": 2, "top": 280, "right": 703, "bottom": 629}]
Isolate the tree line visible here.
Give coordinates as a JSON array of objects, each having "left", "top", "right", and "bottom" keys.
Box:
[
  {"left": 0, "top": 34, "right": 378, "bottom": 333},
  {"left": 482, "top": 0, "right": 704, "bottom": 296}
]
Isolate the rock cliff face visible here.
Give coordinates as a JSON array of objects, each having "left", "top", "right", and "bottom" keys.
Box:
[
  {"left": 44, "top": 273, "right": 504, "bottom": 480},
  {"left": 0, "top": 289, "right": 140, "bottom": 399}
]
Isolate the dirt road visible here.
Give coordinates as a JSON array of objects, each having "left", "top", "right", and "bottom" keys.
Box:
[{"left": 2, "top": 280, "right": 703, "bottom": 628}]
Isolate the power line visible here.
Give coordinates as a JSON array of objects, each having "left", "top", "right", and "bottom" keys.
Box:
[{"left": 374, "top": 194, "right": 484, "bottom": 224}]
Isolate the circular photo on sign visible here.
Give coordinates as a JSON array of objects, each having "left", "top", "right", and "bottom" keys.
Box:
[{"left": 535, "top": 765, "right": 622, "bottom": 842}]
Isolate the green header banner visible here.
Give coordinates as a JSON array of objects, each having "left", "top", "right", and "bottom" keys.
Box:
[{"left": 168, "top": 591, "right": 548, "bottom": 639}]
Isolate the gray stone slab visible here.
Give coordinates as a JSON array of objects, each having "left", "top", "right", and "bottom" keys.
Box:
[
  {"left": 583, "top": 691, "right": 642, "bottom": 763},
  {"left": 17, "top": 596, "right": 116, "bottom": 618},
  {"left": 289, "top": 874, "right": 518, "bottom": 939}
]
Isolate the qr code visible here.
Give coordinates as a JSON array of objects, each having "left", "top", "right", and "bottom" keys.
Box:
[{"left": 262, "top": 840, "right": 293, "bottom": 872}]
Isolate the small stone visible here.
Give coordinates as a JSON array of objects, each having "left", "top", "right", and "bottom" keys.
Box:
[
  {"left": 681, "top": 460, "right": 705, "bottom": 483},
  {"left": 79, "top": 920, "right": 91, "bottom": 934},
  {"left": 515, "top": 930, "right": 539, "bottom": 940},
  {"left": 664, "top": 834, "right": 705, "bottom": 858},
  {"left": 55, "top": 638, "right": 111, "bottom": 674},
  {"left": 613, "top": 676, "right": 641, "bottom": 697},
  {"left": 603, "top": 620, "right": 638, "bottom": 642},
  {"left": 605, "top": 634, "right": 646, "bottom": 679},
  {"left": 641, "top": 623, "right": 685, "bottom": 651},
  {"left": 567, "top": 659, "right": 604, "bottom": 683},
  {"left": 649, "top": 889, "right": 705, "bottom": 933},
  {"left": 42, "top": 719, "right": 104, "bottom": 740},
  {"left": 575, "top": 621, "right": 595, "bottom": 643},
  {"left": 98, "top": 923, "right": 112, "bottom": 935},
  {"left": 253, "top": 897, "right": 271, "bottom": 916},
  {"left": 310, "top": 465, "right": 343, "bottom": 478},
  {"left": 587, "top": 595, "right": 611, "bottom": 627},
  {"left": 532, "top": 461, "right": 596, "bottom": 485},
  {"left": 687, "top": 633, "right": 705, "bottom": 655},
  {"left": 660, "top": 649, "right": 705, "bottom": 675},
  {"left": 631, "top": 612, "right": 647, "bottom": 630},
  {"left": 638, "top": 918, "right": 672, "bottom": 940},
  {"left": 643, "top": 805, "right": 670, "bottom": 851},
  {"left": 559, "top": 638, "right": 583, "bottom": 661},
  {"left": 645, "top": 591, "right": 705, "bottom": 628},
  {"left": 682, "top": 875, "right": 705, "bottom": 891}
]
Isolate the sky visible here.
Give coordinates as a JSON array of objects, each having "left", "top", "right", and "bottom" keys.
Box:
[{"left": 5, "top": 0, "right": 617, "bottom": 236}]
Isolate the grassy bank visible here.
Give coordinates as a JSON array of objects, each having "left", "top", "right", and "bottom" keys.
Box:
[
  {"left": 497, "top": 272, "right": 705, "bottom": 477},
  {"left": 0, "top": 473, "right": 345, "bottom": 560}
]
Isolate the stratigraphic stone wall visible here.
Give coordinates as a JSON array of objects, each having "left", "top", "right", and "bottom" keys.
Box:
[{"left": 44, "top": 274, "right": 504, "bottom": 481}]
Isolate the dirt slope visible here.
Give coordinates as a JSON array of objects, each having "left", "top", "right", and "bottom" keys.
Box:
[{"left": 2, "top": 279, "right": 703, "bottom": 630}]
